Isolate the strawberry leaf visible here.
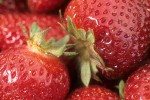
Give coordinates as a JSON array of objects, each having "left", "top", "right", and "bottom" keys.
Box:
[
  {"left": 91, "top": 61, "right": 101, "bottom": 82},
  {"left": 117, "top": 80, "right": 125, "bottom": 99},
  {"left": 63, "top": 52, "right": 78, "bottom": 56},
  {"left": 80, "top": 59, "right": 91, "bottom": 87},
  {"left": 30, "top": 22, "right": 41, "bottom": 38},
  {"left": 87, "top": 30, "right": 95, "bottom": 44},
  {"left": 45, "top": 35, "right": 70, "bottom": 57}
]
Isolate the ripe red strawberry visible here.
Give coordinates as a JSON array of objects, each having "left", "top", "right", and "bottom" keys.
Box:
[
  {"left": 67, "top": 85, "right": 120, "bottom": 100},
  {"left": 0, "top": 13, "right": 67, "bottom": 51},
  {"left": 27, "top": 0, "right": 65, "bottom": 13},
  {"left": 142, "top": 0, "right": 150, "bottom": 11},
  {"left": 0, "top": 23, "right": 70, "bottom": 99},
  {"left": 64, "top": 0, "right": 150, "bottom": 83},
  {"left": 124, "top": 64, "right": 150, "bottom": 100},
  {"left": 0, "top": 0, "right": 28, "bottom": 13}
]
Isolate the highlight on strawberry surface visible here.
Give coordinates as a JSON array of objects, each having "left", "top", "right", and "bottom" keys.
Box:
[{"left": 0, "top": 0, "right": 150, "bottom": 100}]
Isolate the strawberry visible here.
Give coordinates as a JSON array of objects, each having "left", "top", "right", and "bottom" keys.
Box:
[
  {"left": 124, "top": 64, "right": 150, "bottom": 100},
  {"left": 0, "top": 23, "right": 70, "bottom": 99},
  {"left": 0, "top": 0, "right": 28, "bottom": 13},
  {"left": 64, "top": 0, "right": 150, "bottom": 84},
  {"left": 142, "top": 0, "right": 150, "bottom": 11},
  {"left": 67, "top": 85, "right": 120, "bottom": 100},
  {"left": 27, "top": 0, "right": 65, "bottom": 13},
  {"left": 0, "top": 13, "right": 67, "bottom": 51}
]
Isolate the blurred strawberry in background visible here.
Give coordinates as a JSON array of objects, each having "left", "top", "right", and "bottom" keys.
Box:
[
  {"left": 27, "top": 0, "right": 68, "bottom": 14},
  {"left": 0, "top": 13, "right": 66, "bottom": 51},
  {"left": 0, "top": 0, "right": 28, "bottom": 13}
]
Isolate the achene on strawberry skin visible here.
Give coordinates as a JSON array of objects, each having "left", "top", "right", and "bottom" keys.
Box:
[{"left": 124, "top": 63, "right": 150, "bottom": 100}]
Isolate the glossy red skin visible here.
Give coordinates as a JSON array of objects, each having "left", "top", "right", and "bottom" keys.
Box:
[
  {"left": 0, "top": 46, "right": 70, "bottom": 99},
  {"left": 0, "top": 13, "right": 67, "bottom": 51},
  {"left": 65, "top": 0, "right": 150, "bottom": 79},
  {"left": 0, "top": 0, "right": 28, "bottom": 13},
  {"left": 28, "top": 0, "right": 65, "bottom": 13},
  {"left": 124, "top": 64, "right": 150, "bottom": 100},
  {"left": 143, "top": 0, "right": 150, "bottom": 10},
  {"left": 67, "top": 85, "right": 120, "bottom": 100}
]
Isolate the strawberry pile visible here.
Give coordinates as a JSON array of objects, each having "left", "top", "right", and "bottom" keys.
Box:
[{"left": 0, "top": 0, "right": 150, "bottom": 99}]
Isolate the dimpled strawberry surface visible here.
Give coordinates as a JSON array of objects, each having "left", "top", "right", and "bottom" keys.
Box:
[
  {"left": 65, "top": 0, "right": 150, "bottom": 79},
  {"left": 0, "top": 0, "right": 150, "bottom": 99}
]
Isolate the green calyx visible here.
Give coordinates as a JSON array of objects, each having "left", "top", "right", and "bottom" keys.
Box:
[
  {"left": 21, "top": 22, "right": 70, "bottom": 57},
  {"left": 116, "top": 80, "right": 125, "bottom": 99},
  {"left": 66, "top": 16, "right": 111, "bottom": 87}
]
